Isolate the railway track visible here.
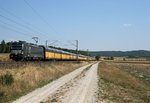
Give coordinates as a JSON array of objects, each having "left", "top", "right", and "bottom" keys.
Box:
[
  {"left": 0, "top": 61, "right": 83, "bottom": 69},
  {"left": 0, "top": 61, "right": 28, "bottom": 69},
  {"left": 0, "top": 61, "right": 49, "bottom": 69}
]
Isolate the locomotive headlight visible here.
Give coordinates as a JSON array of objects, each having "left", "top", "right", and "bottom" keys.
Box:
[{"left": 21, "top": 51, "right": 24, "bottom": 54}]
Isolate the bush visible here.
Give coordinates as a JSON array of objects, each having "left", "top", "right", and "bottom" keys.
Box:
[
  {"left": 104, "top": 56, "right": 114, "bottom": 60},
  {"left": 95, "top": 56, "right": 100, "bottom": 61},
  {"left": 0, "top": 73, "right": 14, "bottom": 86},
  {"left": 0, "top": 91, "right": 4, "bottom": 97},
  {"left": 75, "top": 61, "right": 81, "bottom": 63}
]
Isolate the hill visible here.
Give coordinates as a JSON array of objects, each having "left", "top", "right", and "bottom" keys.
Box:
[{"left": 90, "top": 50, "right": 150, "bottom": 58}]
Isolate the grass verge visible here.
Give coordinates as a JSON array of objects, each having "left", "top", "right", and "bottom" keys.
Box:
[{"left": 0, "top": 53, "right": 10, "bottom": 62}]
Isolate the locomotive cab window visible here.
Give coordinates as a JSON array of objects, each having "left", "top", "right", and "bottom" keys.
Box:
[{"left": 11, "top": 42, "right": 23, "bottom": 50}]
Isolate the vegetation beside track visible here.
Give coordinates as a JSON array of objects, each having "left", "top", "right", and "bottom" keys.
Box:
[
  {"left": 98, "top": 61, "right": 150, "bottom": 103},
  {"left": 0, "top": 53, "right": 10, "bottom": 62},
  {"left": 0, "top": 61, "right": 88, "bottom": 103}
]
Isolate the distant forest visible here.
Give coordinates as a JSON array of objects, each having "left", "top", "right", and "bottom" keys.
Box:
[{"left": 90, "top": 51, "right": 150, "bottom": 58}]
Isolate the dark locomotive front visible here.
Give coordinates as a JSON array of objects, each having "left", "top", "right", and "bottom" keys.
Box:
[
  {"left": 10, "top": 41, "right": 44, "bottom": 61},
  {"left": 10, "top": 41, "right": 24, "bottom": 61}
]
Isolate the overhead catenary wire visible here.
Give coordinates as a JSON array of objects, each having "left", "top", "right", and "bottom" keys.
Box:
[
  {"left": 0, "top": 7, "right": 50, "bottom": 38},
  {"left": 45, "top": 40, "right": 69, "bottom": 48},
  {"left": 0, "top": 23, "right": 33, "bottom": 37},
  {"left": 24, "top": 0, "right": 61, "bottom": 35},
  {"left": 0, "top": 14, "right": 48, "bottom": 38},
  {"left": 0, "top": 19, "right": 37, "bottom": 37},
  {"left": 67, "top": 40, "right": 77, "bottom": 47}
]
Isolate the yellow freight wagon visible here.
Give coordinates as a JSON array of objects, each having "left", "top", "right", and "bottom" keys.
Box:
[
  {"left": 44, "top": 46, "right": 94, "bottom": 61},
  {"left": 55, "top": 53, "right": 61, "bottom": 59},
  {"left": 45, "top": 51, "right": 55, "bottom": 59}
]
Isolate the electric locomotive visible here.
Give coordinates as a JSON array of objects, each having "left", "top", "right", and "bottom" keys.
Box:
[{"left": 10, "top": 41, "right": 44, "bottom": 61}]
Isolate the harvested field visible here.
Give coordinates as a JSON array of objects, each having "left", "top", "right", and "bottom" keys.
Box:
[
  {"left": 112, "top": 60, "right": 150, "bottom": 64},
  {"left": 98, "top": 62, "right": 150, "bottom": 103},
  {"left": 114, "top": 63, "right": 150, "bottom": 85},
  {"left": 0, "top": 61, "right": 88, "bottom": 103}
]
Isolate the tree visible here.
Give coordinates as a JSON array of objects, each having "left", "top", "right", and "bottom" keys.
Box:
[
  {"left": 95, "top": 56, "right": 100, "bottom": 61},
  {"left": 110, "top": 56, "right": 114, "bottom": 60},
  {"left": 6, "top": 42, "right": 11, "bottom": 53},
  {"left": 123, "top": 58, "right": 126, "bottom": 61},
  {"left": 0, "top": 40, "right": 6, "bottom": 53}
]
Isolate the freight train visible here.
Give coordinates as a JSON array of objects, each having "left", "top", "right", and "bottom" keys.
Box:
[{"left": 9, "top": 41, "right": 94, "bottom": 61}]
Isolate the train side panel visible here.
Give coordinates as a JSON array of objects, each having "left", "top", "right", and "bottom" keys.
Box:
[
  {"left": 55, "top": 53, "right": 62, "bottom": 59},
  {"left": 45, "top": 51, "right": 55, "bottom": 59}
]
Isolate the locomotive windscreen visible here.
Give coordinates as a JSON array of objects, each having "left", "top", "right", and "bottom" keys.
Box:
[{"left": 11, "top": 42, "right": 23, "bottom": 50}]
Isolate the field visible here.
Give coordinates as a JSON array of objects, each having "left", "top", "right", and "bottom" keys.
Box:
[
  {"left": 98, "top": 61, "right": 150, "bottom": 103},
  {"left": 0, "top": 61, "right": 88, "bottom": 103},
  {"left": 0, "top": 53, "right": 10, "bottom": 61}
]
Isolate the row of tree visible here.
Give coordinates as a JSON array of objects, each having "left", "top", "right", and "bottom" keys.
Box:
[{"left": 0, "top": 40, "right": 11, "bottom": 53}]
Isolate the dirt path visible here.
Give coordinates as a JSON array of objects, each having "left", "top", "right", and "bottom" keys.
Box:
[
  {"left": 45, "top": 63, "right": 99, "bottom": 103},
  {"left": 13, "top": 63, "right": 99, "bottom": 103}
]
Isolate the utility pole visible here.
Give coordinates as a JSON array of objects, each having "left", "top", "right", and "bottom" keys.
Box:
[
  {"left": 45, "top": 40, "right": 58, "bottom": 48},
  {"left": 87, "top": 49, "right": 89, "bottom": 61},
  {"left": 32, "top": 37, "right": 38, "bottom": 44},
  {"left": 45, "top": 40, "right": 48, "bottom": 48},
  {"left": 76, "top": 40, "right": 78, "bottom": 61}
]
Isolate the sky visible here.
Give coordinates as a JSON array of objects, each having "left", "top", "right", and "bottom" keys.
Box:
[{"left": 0, "top": 0, "right": 150, "bottom": 51}]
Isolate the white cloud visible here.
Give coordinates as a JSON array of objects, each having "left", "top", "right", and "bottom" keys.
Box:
[{"left": 123, "top": 23, "right": 132, "bottom": 27}]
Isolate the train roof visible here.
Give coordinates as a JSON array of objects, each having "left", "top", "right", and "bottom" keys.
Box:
[
  {"left": 45, "top": 46, "right": 76, "bottom": 55},
  {"left": 11, "top": 41, "right": 38, "bottom": 46}
]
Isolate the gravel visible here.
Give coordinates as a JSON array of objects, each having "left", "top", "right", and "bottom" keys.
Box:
[{"left": 12, "top": 63, "right": 92, "bottom": 103}]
